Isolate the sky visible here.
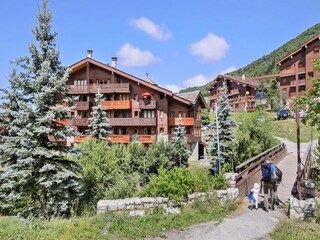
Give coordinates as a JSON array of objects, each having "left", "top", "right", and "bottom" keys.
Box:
[{"left": 1, "top": 0, "right": 320, "bottom": 93}]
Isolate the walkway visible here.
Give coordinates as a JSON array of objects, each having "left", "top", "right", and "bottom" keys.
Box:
[{"left": 153, "top": 138, "right": 312, "bottom": 240}]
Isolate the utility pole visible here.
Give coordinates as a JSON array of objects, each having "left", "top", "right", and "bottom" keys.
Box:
[
  {"left": 215, "top": 101, "right": 221, "bottom": 174},
  {"left": 295, "top": 63, "right": 302, "bottom": 200}
]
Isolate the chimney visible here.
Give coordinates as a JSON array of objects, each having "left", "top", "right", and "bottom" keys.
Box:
[
  {"left": 242, "top": 74, "right": 245, "bottom": 80},
  {"left": 111, "top": 57, "right": 117, "bottom": 68},
  {"left": 87, "top": 49, "right": 93, "bottom": 58}
]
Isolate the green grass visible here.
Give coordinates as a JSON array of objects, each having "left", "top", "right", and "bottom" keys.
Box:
[
  {"left": 271, "top": 118, "right": 318, "bottom": 143},
  {"left": 0, "top": 199, "right": 239, "bottom": 240},
  {"left": 270, "top": 219, "right": 320, "bottom": 240}
]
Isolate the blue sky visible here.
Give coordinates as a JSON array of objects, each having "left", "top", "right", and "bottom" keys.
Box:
[{"left": 1, "top": 0, "right": 320, "bottom": 93}]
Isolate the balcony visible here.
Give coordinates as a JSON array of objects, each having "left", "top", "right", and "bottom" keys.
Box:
[
  {"left": 138, "top": 135, "right": 156, "bottom": 143},
  {"left": 290, "top": 79, "right": 306, "bottom": 87},
  {"left": 70, "top": 118, "right": 89, "bottom": 126},
  {"left": 139, "top": 99, "right": 157, "bottom": 109},
  {"left": 74, "top": 135, "right": 91, "bottom": 143},
  {"left": 66, "top": 85, "right": 89, "bottom": 94},
  {"left": 109, "top": 118, "right": 157, "bottom": 126},
  {"left": 54, "top": 119, "right": 69, "bottom": 126},
  {"left": 228, "top": 89, "right": 240, "bottom": 95},
  {"left": 90, "top": 83, "right": 130, "bottom": 93},
  {"left": 109, "top": 134, "right": 131, "bottom": 143},
  {"left": 73, "top": 101, "right": 91, "bottom": 110},
  {"left": 101, "top": 100, "right": 131, "bottom": 110},
  {"left": 168, "top": 117, "right": 194, "bottom": 126}
]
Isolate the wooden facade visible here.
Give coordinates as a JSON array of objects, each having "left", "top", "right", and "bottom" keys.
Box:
[
  {"left": 277, "top": 34, "right": 320, "bottom": 99},
  {"left": 208, "top": 75, "right": 259, "bottom": 112},
  {"left": 64, "top": 53, "right": 206, "bottom": 152}
]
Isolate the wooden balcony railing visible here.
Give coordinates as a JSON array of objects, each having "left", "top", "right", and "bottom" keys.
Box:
[
  {"left": 290, "top": 79, "right": 306, "bottom": 87},
  {"left": 109, "top": 134, "right": 131, "bottom": 143},
  {"left": 138, "top": 135, "right": 156, "bottom": 143},
  {"left": 54, "top": 119, "right": 69, "bottom": 126},
  {"left": 90, "top": 83, "right": 130, "bottom": 93},
  {"left": 139, "top": 99, "right": 157, "bottom": 109},
  {"left": 74, "top": 101, "right": 91, "bottom": 110},
  {"left": 168, "top": 117, "right": 194, "bottom": 126},
  {"left": 101, "top": 100, "right": 131, "bottom": 110},
  {"left": 74, "top": 135, "right": 91, "bottom": 143},
  {"left": 66, "top": 85, "right": 89, "bottom": 94},
  {"left": 70, "top": 118, "right": 89, "bottom": 126},
  {"left": 109, "top": 118, "right": 157, "bottom": 126}
]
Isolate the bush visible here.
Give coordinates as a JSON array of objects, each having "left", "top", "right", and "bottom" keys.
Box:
[{"left": 139, "top": 167, "right": 195, "bottom": 203}]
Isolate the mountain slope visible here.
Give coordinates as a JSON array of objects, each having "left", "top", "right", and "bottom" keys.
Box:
[{"left": 180, "top": 23, "right": 320, "bottom": 96}]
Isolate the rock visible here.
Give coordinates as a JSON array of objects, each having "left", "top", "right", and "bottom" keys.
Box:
[
  {"left": 129, "top": 210, "right": 145, "bottom": 217},
  {"left": 165, "top": 207, "right": 181, "bottom": 215}
]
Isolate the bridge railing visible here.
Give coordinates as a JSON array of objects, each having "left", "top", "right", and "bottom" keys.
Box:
[
  {"left": 301, "top": 144, "right": 312, "bottom": 180},
  {"left": 235, "top": 143, "right": 287, "bottom": 197}
]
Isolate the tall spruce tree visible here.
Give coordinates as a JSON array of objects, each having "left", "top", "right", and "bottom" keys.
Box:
[
  {"left": 0, "top": 0, "right": 82, "bottom": 218},
  {"left": 210, "top": 81, "right": 234, "bottom": 173},
  {"left": 88, "top": 91, "right": 111, "bottom": 140},
  {"left": 170, "top": 118, "right": 190, "bottom": 167}
]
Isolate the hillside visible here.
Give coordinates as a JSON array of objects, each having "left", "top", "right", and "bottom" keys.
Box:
[{"left": 180, "top": 23, "right": 320, "bottom": 96}]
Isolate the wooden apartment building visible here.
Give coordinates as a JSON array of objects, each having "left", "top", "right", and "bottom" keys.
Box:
[
  {"left": 277, "top": 34, "right": 320, "bottom": 99},
  {"left": 64, "top": 51, "right": 206, "bottom": 155}
]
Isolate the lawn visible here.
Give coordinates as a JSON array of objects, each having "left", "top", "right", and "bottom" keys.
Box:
[
  {"left": 0, "top": 199, "right": 239, "bottom": 240},
  {"left": 271, "top": 118, "right": 318, "bottom": 143}
]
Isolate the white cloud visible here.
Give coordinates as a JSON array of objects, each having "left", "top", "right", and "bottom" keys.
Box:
[
  {"left": 183, "top": 74, "right": 211, "bottom": 88},
  {"left": 129, "top": 17, "right": 172, "bottom": 41},
  {"left": 220, "top": 66, "right": 237, "bottom": 75},
  {"left": 190, "top": 33, "right": 229, "bottom": 63},
  {"left": 117, "top": 43, "right": 161, "bottom": 67},
  {"left": 163, "top": 84, "right": 182, "bottom": 93}
]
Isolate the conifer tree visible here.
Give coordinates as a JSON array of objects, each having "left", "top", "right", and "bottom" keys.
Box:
[
  {"left": 88, "top": 91, "right": 112, "bottom": 140},
  {"left": 0, "top": 0, "right": 81, "bottom": 218},
  {"left": 170, "top": 118, "right": 190, "bottom": 167},
  {"left": 210, "top": 81, "right": 234, "bottom": 173}
]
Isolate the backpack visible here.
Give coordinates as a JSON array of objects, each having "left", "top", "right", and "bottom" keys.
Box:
[{"left": 261, "top": 162, "right": 283, "bottom": 183}]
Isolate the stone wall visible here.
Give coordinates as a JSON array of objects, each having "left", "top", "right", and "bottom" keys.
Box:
[{"left": 97, "top": 188, "right": 239, "bottom": 215}]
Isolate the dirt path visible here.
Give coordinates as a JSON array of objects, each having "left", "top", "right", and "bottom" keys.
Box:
[{"left": 151, "top": 138, "right": 312, "bottom": 240}]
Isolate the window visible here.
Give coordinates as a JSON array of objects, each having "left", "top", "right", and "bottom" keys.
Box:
[
  {"left": 282, "top": 78, "right": 287, "bottom": 83},
  {"left": 160, "top": 94, "right": 164, "bottom": 100},
  {"left": 160, "top": 127, "right": 164, "bottom": 134},
  {"left": 74, "top": 79, "right": 87, "bottom": 85},
  {"left": 313, "top": 46, "right": 319, "bottom": 53},
  {"left": 143, "top": 110, "right": 155, "bottom": 118},
  {"left": 134, "top": 94, "right": 138, "bottom": 101},
  {"left": 134, "top": 111, "right": 139, "bottom": 117},
  {"left": 170, "top": 111, "right": 175, "bottom": 118},
  {"left": 308, "top": 72, "right": 314, "bottom": 78},
  {"left": 134, "top": 128, "right": 138, "bottom": 134},
  {"left": 160, "top": 111, "right": 164, "bottom": 118},
  {"left": 79, "top": 95, "right": 88, "bottom": 101},
  {"left": 144, "top": 127, "right": 154, "bottom": 134}
]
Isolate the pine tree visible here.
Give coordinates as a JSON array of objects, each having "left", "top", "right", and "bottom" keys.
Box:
[
  {"left": 210, "top": 81, "right": 234, "bottom": 173},
  {"left": 88, "top": 91, "right": 112, "bottom": 140},
  {"left": 0, "top": 0, "right": 82, "bottom": 218},
  {"left": 170, "top": 118, "right": 190, "bottom": 167}
]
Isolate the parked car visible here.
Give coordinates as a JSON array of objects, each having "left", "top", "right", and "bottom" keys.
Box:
[
  {"left": 292, "top": 110, "right": 307, "bottom": 118},
  {"left": 277, "top": 109, "right": 290, "bottom": 120}
]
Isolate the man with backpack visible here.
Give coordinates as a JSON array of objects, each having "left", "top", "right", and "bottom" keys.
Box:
[{"left": 260, "top": 158, "right": 282, "bottom": 212}]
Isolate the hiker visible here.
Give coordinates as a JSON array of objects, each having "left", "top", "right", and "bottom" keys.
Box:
[
  {"left": 261, "top": 158, "right": 278, "bottom": 212},
  {"left": 248, "top": 182, "right": 260, "bottom": 210}
]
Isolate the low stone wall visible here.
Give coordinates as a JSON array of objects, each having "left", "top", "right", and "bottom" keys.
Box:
[{"left": 97, "top": 187, "right": 239, "bottom": 215}]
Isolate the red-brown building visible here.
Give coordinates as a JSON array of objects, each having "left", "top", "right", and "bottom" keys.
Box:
[
  {"left": 209, "top": 74, "right": 261, "bottom": 113},
  {"left": 277, "top": 34, "right": 320, "bottom": 99},
  {"left": 65, "top": 51, "right": 206, "bottom": 156}
]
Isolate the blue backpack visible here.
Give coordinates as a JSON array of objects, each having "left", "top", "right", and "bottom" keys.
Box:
[{"left": 261, "top": 162, "right": 282, "bottom": 183}]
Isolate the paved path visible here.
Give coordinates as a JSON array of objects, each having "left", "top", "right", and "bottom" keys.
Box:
[{"left": 153, "top": 138, "right": 312, "bottom": 240}]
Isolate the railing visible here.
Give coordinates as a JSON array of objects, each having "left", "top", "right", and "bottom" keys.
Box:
[
  {"left": 54, "top": 119, "right": 69, "bottom": 126},
  {"left": 138, "top": 135, "right": 156, "bottom": 143},
  {"left": 109, "top": 134, "right": 131, "bottom": 143},
  {"left": 101, "top": 100, "right": 131, "bottom": 109},
  {"left": 70, "top": 118, "right": 89, "bottom": 126},
  {"left": 301, "top": 144, "right": 312, "bottom": 180},
  {"left": 74, "top": 101, "right": 91, "bottom": 110},
  {"left": 74, "top": 135, "right": 91, "bottom": 143},
  {"left": 235, "top": 143, "right": 287, "bottom": 197},
  {"left": 168, "top": 117, "right": 194, "bottom": 126},
  {"left": 90, "top": 83, "right": 130, "bottom": 93},
  {"left": 290, "top": 79, "right": 306, "bottom": 87},
  {"left": 109, "top": 118, "right": 157, "bottom": 126},
  {"left": 139, "top": 99, "right": 157, "bottom": 109},
  {"left": 66, "top": 85, "right": 89, "bottom": 93}
]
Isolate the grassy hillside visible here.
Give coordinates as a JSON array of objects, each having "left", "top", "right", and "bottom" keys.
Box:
[{"left": 180, "top": 23, "right": 320, "bottom": 96}]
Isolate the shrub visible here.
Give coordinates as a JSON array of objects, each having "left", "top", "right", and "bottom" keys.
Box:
[{"left": 139, "top": 167, "right": 195, "bottom": 203}]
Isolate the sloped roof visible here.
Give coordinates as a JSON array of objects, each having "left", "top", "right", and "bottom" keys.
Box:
[
  {"left": 174, "top": 90, "right": 207, "bottom": 108},
  {"left": 209, "top": 74, "right": 260, "bottom": 90},
  {"left": 277, "top": 34, "right": 320, "bottom": 64},
  {"left": 143, "top": 73, "right": 157, "bottom": 85}
]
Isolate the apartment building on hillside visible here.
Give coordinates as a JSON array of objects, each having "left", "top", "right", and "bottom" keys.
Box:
[
  {"left": 277, "top": 34, "right": 320, "bottom": 99},
  {"left": 63, "top": 51, "right": 206, "bottom": 157}
]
